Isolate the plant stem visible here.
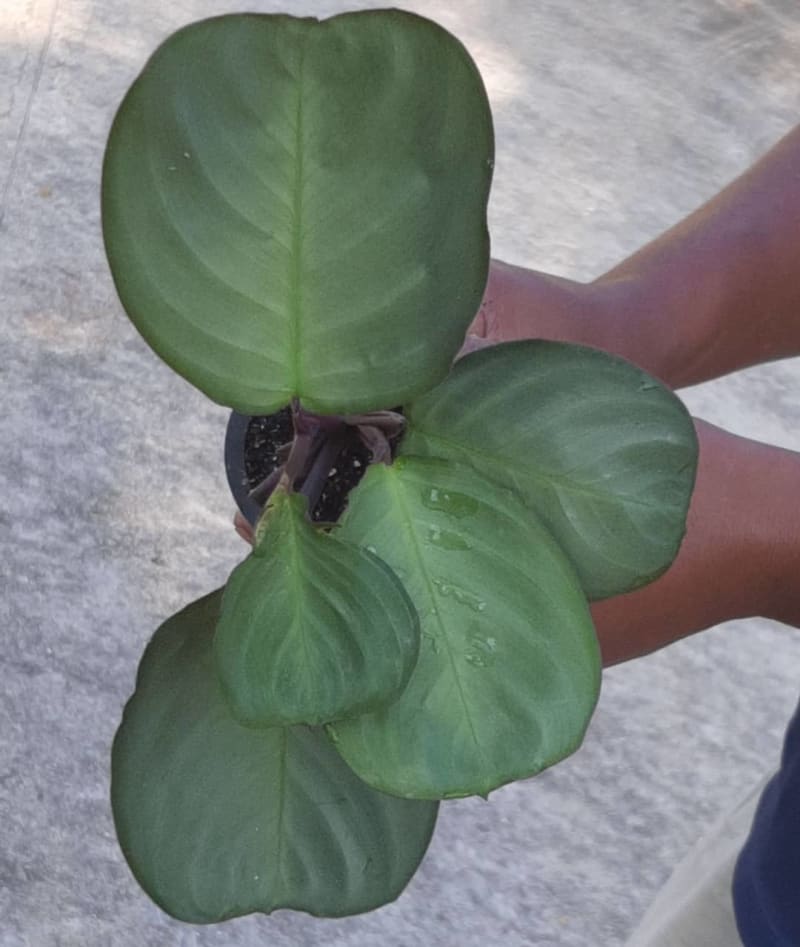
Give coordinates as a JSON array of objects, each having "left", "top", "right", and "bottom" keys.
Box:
[
  {"left": 248, "top": 465, "right": 284, "bottom": 506},
  {"left": 246, "top": 404, "right": 405, "bottom": 519},
  {"left": 284, "top": 429, "right": 318, "bottom": 487},
  {"left": 357, "top": 425, "right": 392, "bottom": 464},
  {"left": 297, "top": 425, "right": 349, "bottom": 513},
  {"left": 343, "top": 409, "right": 405, "bottom": 438}
]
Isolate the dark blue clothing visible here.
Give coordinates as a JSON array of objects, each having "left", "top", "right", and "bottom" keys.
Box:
[{"left": 733, "top": 699, "right": 800, "bottom": 945}]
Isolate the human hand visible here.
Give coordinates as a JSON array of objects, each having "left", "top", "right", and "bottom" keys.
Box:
[
  {"left": 459, "top": 258, "right": 623, "bottom": 362},
  {"left": 464, "top": 258, "right": 704, "bottom": 390},
  {"left": 467, "top": 259, "right": 611, "bottom": 348}
]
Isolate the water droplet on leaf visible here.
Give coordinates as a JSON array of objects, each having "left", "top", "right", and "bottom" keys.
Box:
[
  {"left": 465, "top": 633, "right": 498, "bottom": 668},
  {"left": 464, "top": 652, "right": 488, "bottom": 668},
  {"left": 426, "top": 525, "right": 472, "bottom": 551},
  {"left": 432, "top": 577, "right": 487, "bottom": 613},
  {"left": 422, "top": 632, "right": 440, "bottom": 654},
  {"left": 421, "top": 488, "right": 480, "bottom": 519}
]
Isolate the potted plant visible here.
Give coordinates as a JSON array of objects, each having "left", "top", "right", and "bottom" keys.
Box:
[{"left": 102, "top": 8, "right": 697, "bottom": 925}]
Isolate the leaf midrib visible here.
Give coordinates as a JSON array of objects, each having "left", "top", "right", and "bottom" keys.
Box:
[
  {"left": 286, "top": 504, "right": 316, "bottom": 714},
  {"left": 274, "top": 727, "right": 288, "bottom": 898},
  {"left": 387, "top": 470, "right": 485, "bottom": 761},
  {"left": 289, "top": 33, "right": 309, "bottom": 393}
]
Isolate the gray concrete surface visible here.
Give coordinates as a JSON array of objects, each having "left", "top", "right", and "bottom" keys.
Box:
[{"left": 3, "top": 0, "right": 800, "bottom": 944}]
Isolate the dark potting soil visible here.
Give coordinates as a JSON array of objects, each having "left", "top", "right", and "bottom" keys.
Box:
[{"left": 243, "top": 408, "right": 375, "bottom": 523}]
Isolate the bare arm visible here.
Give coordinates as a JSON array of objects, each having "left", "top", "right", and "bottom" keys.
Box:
[
  {"left": 470, "top": 126, "right": 800, "bottom": 664},
  {"left": 594, "top": 420, "right": 800, "bottom": 666},
  {"left": 474, "top": 124, "right": 800, "bottom": 389}
]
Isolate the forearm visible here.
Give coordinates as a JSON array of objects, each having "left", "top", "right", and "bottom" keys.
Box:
[
  {"left": 597, "top": 124, "right": 800, "bottom": 388},
  {"left": 478, "top": 125, "right": 800, "bottom": 390},
  {"left": 593, "top": 419, "right": 800, "bottom": 666}
]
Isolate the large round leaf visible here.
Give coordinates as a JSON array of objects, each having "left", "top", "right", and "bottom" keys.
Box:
[
  {"left": 330, "top": 458, "right": 600, "bottom": 800},
  {"left": 215, "top": 491, "right": 419, "bottom": 727},
  {"left": 102, "top": 11, "right": 493, "bottom": 414},
  {"left": 112, "top": 590, "right": 438, "bottom": 923},
  {"left": 402, "top": 341, "right": 698, "bottom": 600}
]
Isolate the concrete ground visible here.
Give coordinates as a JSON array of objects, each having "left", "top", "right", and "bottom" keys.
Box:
[{"left": 3, "top": 0, "right": 800, "bottom": 944}]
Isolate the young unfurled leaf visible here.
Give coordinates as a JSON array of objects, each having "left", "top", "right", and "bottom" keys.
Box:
[
  {"left": 215, "top": 491, "right": 419, "bottom": 727},
  {"left": 112, "top": 590, "right": 438, "bottom": 922}
]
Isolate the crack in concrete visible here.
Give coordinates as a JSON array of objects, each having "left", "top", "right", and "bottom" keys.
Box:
[{"left": 0, "top": 0, "right": 60, "bottom": 231}]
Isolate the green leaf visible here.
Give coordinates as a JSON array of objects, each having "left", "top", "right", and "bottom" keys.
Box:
[
  {"left": 329, "top": 458, "right": 600, "bottom": 800},
  {"left": 102, "top": 11, "right": 492, "bottom": 414},
  {"left": 112, "top": 590, "right": 438, "bottom": 923},
  {"left": 215, "top": 491, "right": 419, "bottom": 727},
  {"left": 402, "top": 341, "right": 698, "bottom": 600}
]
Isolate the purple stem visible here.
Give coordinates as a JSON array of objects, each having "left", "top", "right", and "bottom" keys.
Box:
[
  {"left": 248, "top": 465, "right": 285, "bottom": 506},
  {"left": 297, "top": 425, "right": 349, "bottom": 513}
]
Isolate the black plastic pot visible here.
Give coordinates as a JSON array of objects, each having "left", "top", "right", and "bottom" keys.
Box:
[
  {"left": 225, "top": 408, "right": 376, "bottom": 528},
  {"left": 224, "top": 411, "right": 262, "bottom": 528}
]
